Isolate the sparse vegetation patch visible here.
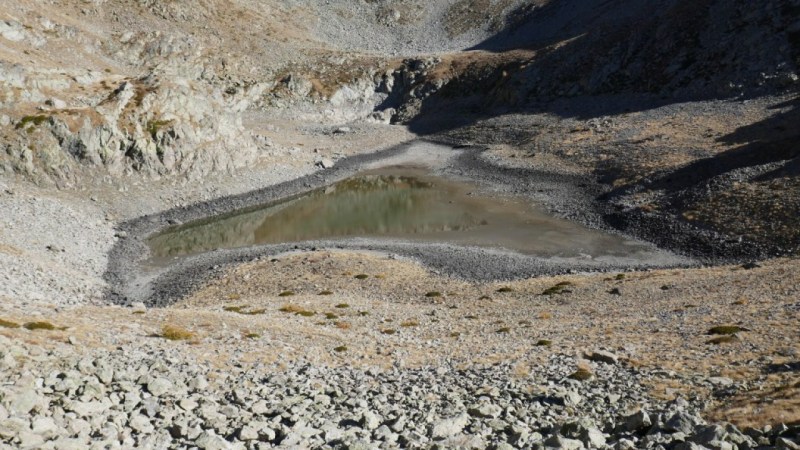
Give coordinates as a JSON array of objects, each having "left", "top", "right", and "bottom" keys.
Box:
[
  {"left": 569, "top": 368, "right": 593, "bottom": 381},
  {"left": 542, "top": 282, "right": 574, "bottom": 296},
  {"left": 23, "top": 321, "right": 59, "bottom": 331},
  {"left": 161, "top": 324, "right": 194, "bottom": 341},
  {"left": 0, "top": 319, "right": 20, "bottom": 328}
]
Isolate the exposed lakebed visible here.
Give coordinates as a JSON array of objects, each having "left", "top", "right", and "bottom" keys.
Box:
[{"left": 148, "top": 167, "right": 659, "bottom": 262}]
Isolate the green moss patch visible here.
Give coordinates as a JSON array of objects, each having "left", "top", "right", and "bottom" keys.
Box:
[
  {"left": 542, "top": 281, "right": 574, "bottom": 296},
  {"left": 318, "top": 290, "right": 334, "bottom": 296},
  {"left": 146, "top": 119, "right": 173, "bottom": 139},
  {"left": 333, "top": 346, "right": 348, "bottom": 352},
  {"left": 354, "top": 274, "right": 369, "bottom": 280},
  {"left": 0, "top": 319, "right": 21, "bottom": 328},
  {"left": 278, "top": 291, "right": 296, "bottom": 297},
  {"left": 23, "top": 321, "right": 59, "bottom": 331},
  {"left": 536, "top": 339, "right": 552, "bottom": 346},
  {"left": 495, "top": 287, "right": 514, "bottom": 293},
  {"left": 425, "top": 291, "right": 442, "bottom": 298},
  {"left": 15, "top": 115, "right": 49, "bottom": 130}
]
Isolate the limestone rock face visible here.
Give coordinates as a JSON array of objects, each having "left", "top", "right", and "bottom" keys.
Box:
[{"left": 0, "top": 66, "right": 259, "bottom": 184}]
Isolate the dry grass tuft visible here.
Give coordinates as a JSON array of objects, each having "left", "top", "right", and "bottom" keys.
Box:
[
  {"left": 0, "top": 318, "right": 20, "bottom": 328},
  {"left": 400, "top": 320, "right": 419, "bottom": 327},
  {"left": 569, "top": 367, "right": 593, "bottom": 381},
  {"left": 161, "top": 324, "right": 195, "bottom": 341},
  {"left": 335, "top": 321, "right": 351, "bottom": 330},
  {"left": 542, "top": 281, "right": 574, "bottom": 296},
  {"left": 23, "top": 321, "right": 59, "bottom": 331}
]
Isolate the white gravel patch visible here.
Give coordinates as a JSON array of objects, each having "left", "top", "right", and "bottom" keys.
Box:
[{"left": 0, "top": 184, "right": 114, "bottom": 310}]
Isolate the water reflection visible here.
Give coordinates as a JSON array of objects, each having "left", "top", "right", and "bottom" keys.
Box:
[
  {"left": 150, "top": 174, "right": 488, "bottom": 258},
  {"left": 148, "top": 169, "right": 654, "bottom": 260}
]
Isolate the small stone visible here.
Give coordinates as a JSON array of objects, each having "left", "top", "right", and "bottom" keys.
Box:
[
  {"left": 615, "top": 438, "right": 636, "bottom": 450},
  {"left": 147, "top": 378, "right": 172, "bottom": 397},
  {"left": 238, "top": 425, "right": 259, "bottom": 441},
  {"left": 19, "top": 430, "right": 46, "bottom": 448},
  {"left": 189, "top": 376, "right": 209, "bottom": 391},
  {"left": 129, "top": 415, "right": 154, "bottom": 434},
  {"left": 5, "top": 388, "right": 42, "bottom": 415},
  {"left": 582, "top": 427, "right": 607, "bottom": 448},
  {"left": 621, "top": 409, "right": 652, "bottom": 433},
  {"left": 373, "top": 425, "right": 397, "bottom": 442},
  {"left": 467, "top": 403, "right": 502, "bottom": 419},
  {"left": 431, "top": 413, "right": 469, "bottom": 439},
  {"left": 317, "top": 158, "right": 335, "bottom": 169},
  {"left": 195, "top": 430, "right": 232, "bottom": 450},
  {"left": 562, "top": 390, "right": 583, "bottom": 407},
  {"left": 360, "top": 411, "right": 381, "bottom": 430},
  {"left": 544, "top": 434, "right": 585, "bottom": 450},
  {"left": 31, "top": 416, "right": 59, "bottom": 438},
  {"left": 664, "top": 412, "right": 704, "bottom": 434},
  {"left": 179, "top": 398, "right": 198, "bottom": 411},
  {"left": 0, "top": 417, "right": 29, "bottom": 439},
  {"left": 49, "top": 438, "right": 88, "bottom": 450}
]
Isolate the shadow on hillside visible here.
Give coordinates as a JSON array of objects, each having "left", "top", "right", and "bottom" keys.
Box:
[
  {"left": 764, "top": 361, "right": 800, "bottom": 374},
  {"left": 600, "top": 95, "right": 800, "bottom": 198},
  {"left": 469, "top": 0, "right": 671, "bottom": 52},
  {"left": 403, "top": 0, "right": 796, "bottom": 135}
]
